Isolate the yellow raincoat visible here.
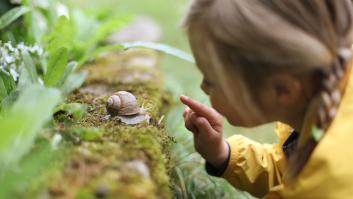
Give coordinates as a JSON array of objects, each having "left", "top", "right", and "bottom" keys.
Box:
[{"left": 221, "top": 68, "right": 353, "bottom": 198}]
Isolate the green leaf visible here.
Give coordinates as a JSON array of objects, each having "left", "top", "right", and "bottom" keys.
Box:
[
  {"left": 74, "top": 13, "right": 132, "bottom": 67},
  {"left": 46, "top": 16, "right": 74, "bottom": 55},
  {"left": 0, "top": 141, "right": 61, "bottom": 198},
  {"left": 44, "top": 47, "right": 69, "bottom": 87},
  {"left": 23, "top": 6, "right": 45, "bottom": 44},
  {"left": 60, "top": 71, "right": 87, "bottom": 94},
  {"left": 94, "top": 15, "right": 131, "bottom": 43},
  {"left": 0, "top": 77, "right": 7, "bottom": 103},
  {"left": 54, "top": 103, "right": 87, "bottom": 120},
  {"left": 0, "top": 6, "right": 30, "bottom": 30},
  {"left": 0, "top": 91, "right": 19, "bottom": 114},
  {"left": 0, "top": 72, "right": 16, "bottom": 110},
  {"left": 21, "top": 50, "right": 39, "bottom": 84},
  {"left": 16, "top": 63, "right": 33, "bottom": 90},
  {"left": 90, "top": 42, "right": 195, "bottom": 65},
  {"left": 122, "top": 41, "right": 195, "bottom": 63},
  {"left": 47, "top": 0, "right": 61, "bottom": 27},
  {"left": 72, "top": 9, "right": 100, "bottom": 43},
  {"left": 59, "top": 61, "right": 77, "bottom": 86},
  {"left": 0, "top": 71, "right": 16, "bottom": 94},
  {"left": 0, "top": 85, "right": 61, "bottom": 171}
]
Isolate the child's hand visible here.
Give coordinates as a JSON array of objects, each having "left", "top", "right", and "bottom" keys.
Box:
[{"left": 180, "top": 95, "right": 229, "bottom": 168}]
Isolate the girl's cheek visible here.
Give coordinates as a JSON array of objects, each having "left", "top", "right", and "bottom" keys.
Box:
[
  {"left": 211, "top": 93, "right": 252, "bottom": 126},
  {"left": 210, "top": 94, "right": 230, "bottom": 118},
  {"left": 211, "top": 99, "right": 244, "bottom": 126}
]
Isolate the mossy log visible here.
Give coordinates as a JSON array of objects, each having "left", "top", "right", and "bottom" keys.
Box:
[{"left": 34, "top": 49, "right": 173, "bottom": 199}]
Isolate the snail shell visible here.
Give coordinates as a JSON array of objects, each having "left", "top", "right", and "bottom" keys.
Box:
[{"left": 106, "top": 91, "right": 140, "bottom": 116}]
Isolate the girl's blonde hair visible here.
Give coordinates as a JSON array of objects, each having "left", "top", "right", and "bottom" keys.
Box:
[{"left": 184, "top": 0, "right": 353, "bottom": 177}]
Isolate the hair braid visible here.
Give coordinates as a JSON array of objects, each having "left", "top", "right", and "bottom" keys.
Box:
[
  {"left": 287, "top": 49, "right": 352, "bottom": 179},
  {"left": 317, "top": 49, "right": 352, "bottom": 130}
]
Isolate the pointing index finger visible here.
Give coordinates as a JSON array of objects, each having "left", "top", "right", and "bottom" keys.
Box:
[{"left": 180, "top": 95, "right": 216, "bottom": 121}]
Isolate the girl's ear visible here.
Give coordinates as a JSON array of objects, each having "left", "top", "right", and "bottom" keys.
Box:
[{"left": 270, "top": 74, "right": 303, "bottom": 106}]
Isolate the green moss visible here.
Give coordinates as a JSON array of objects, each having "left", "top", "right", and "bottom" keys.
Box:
[{"left": 31, "top": 50, "right": 173, "bottom": 199}]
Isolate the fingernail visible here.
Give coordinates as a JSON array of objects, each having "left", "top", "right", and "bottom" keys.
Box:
[{"left": 180, "top": 95, "right": 188, "bottom": 100}]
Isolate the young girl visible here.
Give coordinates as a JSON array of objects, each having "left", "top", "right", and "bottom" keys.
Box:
[{"left": 180, "top": 1, "right": 353, "bottom": 198}]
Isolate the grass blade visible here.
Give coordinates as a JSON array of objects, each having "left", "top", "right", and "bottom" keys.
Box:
[
  {"left": 0, "top": 6, "right": 30, "bottom": 30},
  {"left": 44, "top": 47, "right": 69, "bottom": 87},
  {"left": 21, "top": 50, "right": 38, "bottom": 84},
  {"left": 175, "top": 167, "right": 188, "bottom": 199},
  {"left": 122, "top": 41, "right": 195, "bottom": 63},
  {"left": 0, "top": 71, "right": 16, "bottom": 95},
  {"left": 60, "top": 71, "right": 87, "bottom": 94},
  {"left": 91, "top": 42, "right": 195, "bottom": 65},
  {"left": 0, "top": 77, "right": 8, "bottom": 103}
]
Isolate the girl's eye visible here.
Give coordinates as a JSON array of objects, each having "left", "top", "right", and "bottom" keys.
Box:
[
  {"left": 201, "top": 79, "right": 213, "bottom": 95},
  {"left": 202, "top": 79, "right": 213, "bottom": 87}
]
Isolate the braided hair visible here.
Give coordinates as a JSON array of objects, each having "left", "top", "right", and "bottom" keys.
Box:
[{"left": 288, "top": 47, "right": 353, "bottom": 178}]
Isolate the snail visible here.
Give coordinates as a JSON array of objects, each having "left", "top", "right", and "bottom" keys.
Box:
[
  {"left": 106, "top": 91, "right": 141, "bottom": 117},
  {"left": 106, "top": 91, "right": 151, "bottom": 125}
]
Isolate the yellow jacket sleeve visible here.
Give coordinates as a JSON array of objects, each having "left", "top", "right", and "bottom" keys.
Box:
[{"left": 221, "top": 123, "right": 293, "bottom": 198}]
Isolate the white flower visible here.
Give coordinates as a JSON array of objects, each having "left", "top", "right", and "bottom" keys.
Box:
[
  {"left": 30, "top": 44, "right": 44, "bottom": 55},
  {"left": 38, "top": 77, "right": 44, "bottom": 86},
  {"left": 0, "top": 41, "right": 45, "bottom": 82},
  {"left": 51, "top": 133, "right": 62, "bottom": 150},
  {"left": 17, "top": 42, "right": 26, "bottom": 52},
  {"left": 4, "top": 42, "right": 15, "bottom": 52},
  {"left": 4, "top": 52, "right": 15, "bottom": 64},
  {"left": 10, "top": 67, "right": 19, "bottom": 81}
]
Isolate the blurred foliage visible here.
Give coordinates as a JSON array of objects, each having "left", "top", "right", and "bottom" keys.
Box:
[
  {"left": 0, "top": 1, "right": 15, "bottom": 15},
  {"left": 0, "top": 0, "right": 130, "bottom": 196},
  {"left": 54, "top": 102, "right": 88, "bottom": 121},
  {"left": 0, "top": 85, "right": 61, "bottom": 198}
]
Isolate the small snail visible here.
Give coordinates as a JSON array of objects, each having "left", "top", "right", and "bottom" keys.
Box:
[{"left": 106, "top": 91, "right": 141, "bottom": 116}]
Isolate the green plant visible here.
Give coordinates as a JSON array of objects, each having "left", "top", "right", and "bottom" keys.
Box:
[
  {"left": 0, "top": 85, "right": 62, "bottom": 198},
  {"left": 0, "top": 6, "right": 30, "bottom": 29},
  {"left": 0, "top": 0, "right": 131, "bottom": 196},
  {"left": 93, "top": 41, "right": 195, "bottom": 63}
]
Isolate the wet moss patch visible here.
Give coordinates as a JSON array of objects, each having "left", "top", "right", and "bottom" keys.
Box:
[{"left": 33, "top": 49, "right": 173, "bottom": 199}]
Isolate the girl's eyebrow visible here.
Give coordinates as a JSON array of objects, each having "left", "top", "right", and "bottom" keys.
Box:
[{"left": 202, "top": 79, "right": 212, "bottom": 87}]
